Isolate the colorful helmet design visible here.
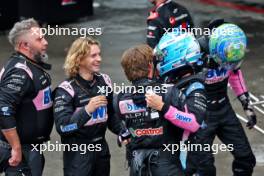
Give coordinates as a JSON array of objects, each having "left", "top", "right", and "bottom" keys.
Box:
[
  {"left": 209, "top": 23, "right": 247, "bottom": 65},
  {"left": 154, "top": 32, "right": 202, "bottom": 77}
]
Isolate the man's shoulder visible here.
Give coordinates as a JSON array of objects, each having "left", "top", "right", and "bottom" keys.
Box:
[
  {"left": 185, "top": 82, "right": 205, "bottom": 96},
  {"left": 147, "top": 10, "right": 160, "bottom": 21},
  {"left": 95, "top": 72, "right": 112, "bottom": 88},
  {"left": 56, "top": 79, "right": 75, "bottom": 97},
  {"left": 159, "top": 0, "right": 190, "bottom": 17},
  {"left": 149, "top": 1, "right": 189, "bottom": 24},
  {"left": 1, "top": 56, "right": 33, "bottom": 80},
  {"left": 165, "top": 0, "right": 186, "bottom": 9}
]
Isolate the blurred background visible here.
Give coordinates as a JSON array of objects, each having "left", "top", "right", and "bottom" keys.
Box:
[{"left": 0, "top": 0, "right": 264, "bottom": 175}]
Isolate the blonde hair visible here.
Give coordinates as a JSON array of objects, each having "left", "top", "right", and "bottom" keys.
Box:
[
  {"left": 64, "top": 37, "right": 100, "bottom": 77},
  {"left": 121, "top": 44, "right": 153, "bottom": 81}
]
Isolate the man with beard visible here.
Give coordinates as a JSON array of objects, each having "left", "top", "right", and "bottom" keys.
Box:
[
  {"left": 0, "top": 18, "right": 53, "bottom": 175},
  {"left": 147, "top": 0, "right": 194, "bottom": 48}
]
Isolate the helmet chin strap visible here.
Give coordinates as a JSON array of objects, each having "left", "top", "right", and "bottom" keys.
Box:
[
  {"left": 152, "top": 63, "right": 157, "bottom": 78},
  {"left": 152, "top": 57, "right": 161, "bottom": 80}
]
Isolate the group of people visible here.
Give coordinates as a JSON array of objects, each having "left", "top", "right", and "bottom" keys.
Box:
[{"left": 0, "top": 0, "right": 258, "bottom": 176}]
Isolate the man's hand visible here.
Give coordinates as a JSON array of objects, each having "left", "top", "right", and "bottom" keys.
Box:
[
  {"left": 117, "top": 129, "right": 131, "bottom": 147},
  {"left": 238, "top": 93, "right": 257, "bottom": 129},
  {"left": 9, "top": 147, "right": 22, "bottom": 166},
  {"left": 244, "top": 107, "right": 257, "bottom": 129},
  {"left": 145, "top": 92, "right": 164, "bottom": 111},
  {"left": 85, "top": 95, "right": 107, "bottom": 114},
  {"left": 2, "top": 128, "right": 22, "bottom": 166}
]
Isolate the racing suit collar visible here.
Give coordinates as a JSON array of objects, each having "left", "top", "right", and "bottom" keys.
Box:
[
  {"left": 132, "top": 77, "right": 155, "bottom": 86},
  {"left": 75, "top": 73, "right": 96, "bottom": 88},
  {"left": 14, "top": 52, "right": 51, "bottom": 70},
  {"left": 14, "top": 52, "right": 34, "bottom": 63}
]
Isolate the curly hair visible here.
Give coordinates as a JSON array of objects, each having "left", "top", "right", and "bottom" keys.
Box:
[{"left": 64, "top": 37, "right": 100, "bottom": 77}]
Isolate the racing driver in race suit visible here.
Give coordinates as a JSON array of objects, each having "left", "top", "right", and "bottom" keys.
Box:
[
  {"left": 147, "top": 0, "right": 194, "bottom": 48},
  {"left": 53, "top": 37, "right": 129, "bottom": 176},
  {"left": 114, "top": 41, "right": 206, "bottom": 176},
  {"left": 188, "top": 20, "right": 257, "bottom": 176},
  {"left": 0, "top": 18, "right": 53, "bottom": 176}
]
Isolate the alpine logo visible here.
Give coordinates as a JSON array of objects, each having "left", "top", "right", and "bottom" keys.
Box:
[
  {"left": 175, "top": 114, "right": 192, "bottom": 122},
  {"left": 134, "top": 127, "right": 163, "bottom": 137}
]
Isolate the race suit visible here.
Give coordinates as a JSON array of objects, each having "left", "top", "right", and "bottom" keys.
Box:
[
  {"left": 113, "top": 78, "right": 207, "bottom": 176},
  {"left": 185, "top": 60, "right": 256, "bottom": 176},
  {"left": 0, "top": 52, "right": 53, "bottom": 176},
  {"left": 147, "top": 0, "right": 194, "bottom": 48},
  {"left": 53, "top": 73, "right": 124, "bottom": 176}
]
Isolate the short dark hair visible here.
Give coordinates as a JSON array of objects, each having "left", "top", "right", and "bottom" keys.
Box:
[{"left": 121, "top": 44, "right": 153, "bottom": 81}]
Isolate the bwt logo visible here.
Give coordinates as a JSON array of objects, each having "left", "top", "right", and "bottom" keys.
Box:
[
  {"left": 207, "top": 68, "right": 228, "bottom": 79},
  {"left": 126, "top": 103, "right": 145, "bottom": 112},
  {"left": 92, "top": 106, "right": 107, "bottom": 120},
  {"left": 175, "top": 114, "right": 192, "bottom": 122}
]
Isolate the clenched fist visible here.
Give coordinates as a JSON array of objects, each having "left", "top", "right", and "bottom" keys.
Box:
[{"left": 145, "top": 92, "right": 164, "bottom": 111}]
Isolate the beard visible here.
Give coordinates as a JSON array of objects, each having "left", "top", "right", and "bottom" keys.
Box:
[
  {"left": 27, "top": 44, "right": 51, "bottom": 70},
  {"left": 33, "top": 52, "right": 49, "bottom": 63},
  {"left": 28, "top": 44, "right": 49, "bottom": 64},
  {"left": 32, "top": 52, "right": 51, "bottom": 70}
]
